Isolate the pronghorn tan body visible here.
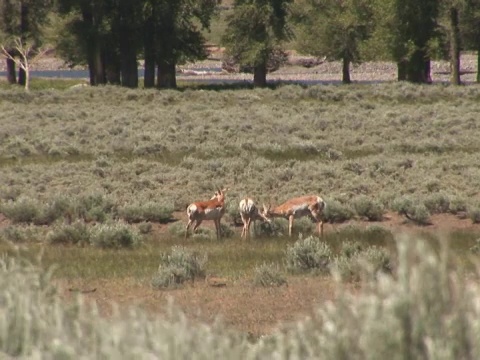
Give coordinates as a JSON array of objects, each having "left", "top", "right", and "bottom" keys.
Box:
[
  {"left": 239, "top": 197, "right": 271, "bottom": 239},
  {"left": 261, "top": 195, "right": 326, "bottom": 237},
  {"left": 185, "top": 188, "right": 228, "bottom": 240}
]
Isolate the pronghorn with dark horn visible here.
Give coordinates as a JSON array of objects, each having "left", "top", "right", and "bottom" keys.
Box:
[
  {"left": 185, "top": 187, "right": 228, "bottom": 240},
  {"left": 260, "top": 195, "right": 326, "bottom": 237},
  {"left": 238, "top": 197, "right": 271, "bottom": 239}
]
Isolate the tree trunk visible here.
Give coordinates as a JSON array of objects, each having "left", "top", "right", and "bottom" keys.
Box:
[
  {"left": 120, "top": 44, "right": 138, "bottom": 88},
  {"left": 24, "top": 64, "right": 30, "bottom": 91},
  {"left": 81, "top": 6, "right": 105, "bottom": 86},
  {"left": 342, "top": 56, "right": 351, "bottom": 84},
  {"left": 6, "top": 57, "right": 16, "bottom": 84},
  {"left": 118, "top": 3, "right": 138, "bottom": 88},
  {"left": 397, "top": 60, "right": 407, "bottom": 81},
  {"left": 143, "top": 13, "right": 156, "bottom": 88},
  {"left": 18, "top": 0, "right": 29, "bottom": 87},
  {"left": 253, "top": 62, "right": 267, "bottom": 87},
  {"left": 157, "top": 60, "right": 177, "bottom": 89},
  {"left": 406, "top": 50, "right": 428, "bottom": 83},
  {"left": 424, "top": 59, "right": 432, "bottom": 84},
  {"left": 477, "top": 45, "right": 480, "bottom": 83},
  {"left": 449, "top": 7, "right": 461, "bottom": 85}
]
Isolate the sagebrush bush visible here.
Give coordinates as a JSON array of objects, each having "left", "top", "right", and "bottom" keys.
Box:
[
  {"left": 470, "top": 238, "right": 480, "bottom": 254},
  {"left": 168, "top": 221, "right": 186, "bottom": 238},
  {"left": 449, "top": 196, "right": 468, "bottom": 215},
  {"left": 468, "top": 206, "right": 480, "bottom": 224},
  {"left": 0, "top": 197, "right": 40, "bottom": 224},
  {"left": 75, "top": 192, "right": 114, "bottom": 222},
  {"left": 392, "top": 196, "right": 431, "bottom": 225},
  {"left": 322, "top": 200, "right": 354, "bottom": 223},
  {"left": 352, "top": 195, "right": 384, "bottom": 221},
  {"left": 423, "top": 192, "right": 450, "bottom": 214},
  {"left": 252, "top": 262, "right": 287, "bottom": 287},
  {"left": 89, "top": 221, "right": 141, "bottom": 248},
  {"left": 0, "top": 225, "right": 45, "bottom": 244},
  {"left": 285, "top": 236, "right": 332, "bottom": 274},
  {"left": 256, "top": 219, "right": 287, "bottom": 237},
  {"left": 258, "top": 237, "right": 480, "bottom": 359},
  {"left": 339, "top": 240, "right": 364, "bottom": 258},
  {"left": 118, "top": 201, "right": 174, "bottom": 223},
  {"left": 47, "top": 221, "right": 90, "bottom": 245},
  {"left": 331, "top": 245, "right": 392, "bottom": 282},
  {"left": 152, "top": 246, "right": 207, "bottom": 288}
]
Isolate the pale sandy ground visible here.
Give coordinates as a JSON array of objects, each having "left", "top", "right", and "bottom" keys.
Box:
[{"left": 1, "top": 52, "right": 478, "bottom": 84}]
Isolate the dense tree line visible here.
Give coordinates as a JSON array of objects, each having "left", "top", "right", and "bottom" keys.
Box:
[{"left": 1, "top": 0, "right": 480, "bottom": 88}]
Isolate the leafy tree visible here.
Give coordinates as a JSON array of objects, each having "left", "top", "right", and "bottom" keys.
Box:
[
  {"left": 56, "top": 0, "right": 141, "bottom": 87},
  {"left": 292, "top": 0, "right": 374, "bottom": 84},
  {"left": 0, "top": 0, "right": 53, "bottom": 85},
  {"left": 369, "top": 0, "right": 439, "bottom": 83},
  {"left": 1, "top": 36, "right": 49, "bottom": 90},
  {"left": 222, "top": 0, "right": 293, "bottom": 87},
  {"left": 56, "top": 0, "right": 111, "bottom": 85},
  {"left": 460, "top": 0, "right": 480, "bottom": 82},
  {"left": 151, "top": 0, "right": 217, "bottom": 89}
]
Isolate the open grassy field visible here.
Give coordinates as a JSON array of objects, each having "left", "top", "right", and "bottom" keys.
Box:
[{"left": 1, "top": 82, "right": 480, "bottom": 357}]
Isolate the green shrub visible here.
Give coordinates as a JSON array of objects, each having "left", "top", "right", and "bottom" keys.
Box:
[
  {"left": 89, "top": 221, "right": 141, "bottom": 248},
  {"left": 47, "top": 221, "right": 90, "bottom": 245},
  {"left": 423, "top": 193, "right": 450, "bottom": 214},
  {"left": 35, "top": 196, "right": 75, "bottom": 225},
  {"left": 168, "top": 221, "right": 186, "bottom": 238},
  {"left": 256, "top": 219, "right": 287, "bottom": 237},
  {"left": 352, "top": 196, "right": 384, "bottom": 221},
  {"left": 393, "top": 196, "right": 431, "bottom": 225},
  {"left": 219, "top": 222, "right": 235, "bottom": 238},
  {"left": 470, "top": 239, "right": 480, "bottom": 254},
  {"left": 0, "top": 197, "right": 40, "bottom": 224},
  {"left": 364, "top": 225, "right": 395, "bottom": 242},
  {"left": 339, "top": 240, "right": 364, "bottom": 258},
  {"left": 0, "top": 225, "right": 45, "bottom": 244},
  {"left": 285, "top": 236, "right": 332, "bottom": 274},
  {"left": 118, "top": 201, "right": 174, "bottom": 223},
  {"left": 468, "top": 206, "right": 480, "bottom": 224},
  {"left": 449, "top": 196, "right": 468, "bottom": 215},
  {"left": 225, "top": 200, "right": 242, "bottom": 226},
  {"left": 357, "top": 246, "right": 393, "bottom": 275},
  {"left": 323, "top": 200, "right": 354, "bottom": 223},
  {"left": 252, "top": 262, "right": 287, "bottom": 287},
  {"left": 152, "top": 246, "right": 207, "bottom": 288},
  {"left": 75, "top": 193, "right": 114, "bottom": 222},
  {"left": 137, "top": 222, "right": 153, "bottom": 234}
]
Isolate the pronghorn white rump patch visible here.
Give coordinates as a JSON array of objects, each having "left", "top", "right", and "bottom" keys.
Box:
[{"left": 187, "top": 204, "right": 197, "bottom": 215}]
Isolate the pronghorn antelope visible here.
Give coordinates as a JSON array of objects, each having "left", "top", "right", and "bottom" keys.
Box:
[
  {"left": 261, "top": 195, "right": 326, "bottom": 237},
  {"left": 239, "top": 197, "right": 272, "bottom": 239},
  {"left": 185, "top": 188, "right": 228, "bottom": 240}
]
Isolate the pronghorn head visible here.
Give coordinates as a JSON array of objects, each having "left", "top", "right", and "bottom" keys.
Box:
[
  {"left": 260, "top": 203, "right": 273, "bottom": 219},
  {"left": 212, "top": 187, "right": 228, "bottom": 202},
  {"left": 257, "top": 205, "right": 272, "bottom": 223}
]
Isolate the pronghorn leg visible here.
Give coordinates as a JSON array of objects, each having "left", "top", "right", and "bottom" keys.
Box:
[
  {"left": 240, "top": 214, "right": 248, "bottom": 239},
  {"left": 310, "top": 210, "right": 324, "bottom": 237},
  {"left": 192, "top": 219, "right": 203, "bottom": 233},
  {"left": 214, "top": 219, "right": 221, "bottom": 240},
  {"left": 288, "top": 215, "right": 294, "bottom": 237},
  {"left": 185, "top": 220, "right": 194, "bottom": 239},
  {"left": 246, "top": 218, "right": 252, "bottom": 240}
]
